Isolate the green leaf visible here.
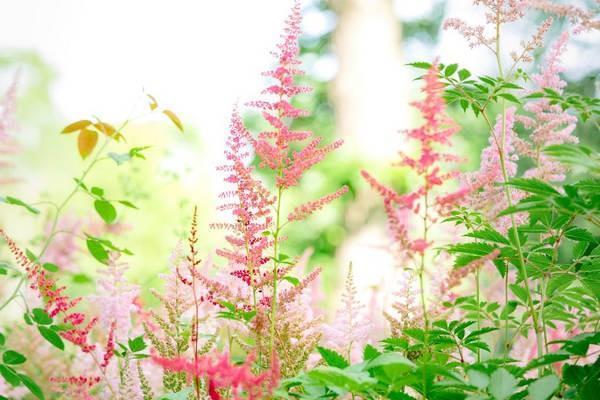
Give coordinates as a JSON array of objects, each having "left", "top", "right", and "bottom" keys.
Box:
[
  {"left": 467, "top": 369, "right": 490, "bottom": 390},
  {"left": 565, "top": 227, "right": 594, "bottom": 242},
  {"left": 407, "top": 61, "right": 432, "bottom": 70},
  {"left": 86, "top": 238, "right": 109, "bottom": 264},
  {"left": 31, "top": 308, "right": 53, "bottom": 325},
  {"left": 509, "top": 284, "right": 528, "bottom": 303},
  {"left": 108, "top": 152, "right": 132, "bottom": 165},
  {"left": 282, "top": 276, "right": 300, "bottom": 286},
  {"left": 157, "top": 388, "right": 193, "bottom": 400},
  {"left": 90, "top": 186, "right": 104, "bottom": 197},
  {"left": 0, "top": 365, "right": 21, "bottom": 386},
  {"left": 528, "top": 374, "right": 559, "bottom": 400},
  {"left": 41, "top": 262, "right": 59, "bottom": 273},
  {"left": 317, "top": 346, "right": 349, "bottom": 369},
  {"left": 128, "top": 336, "right": 147, "bottom": 353},
  {"left": 458, "top": 68, "right": 471, "bottom": 81},
  {"left": 506, "top": 178, "right": 559, "bottom": 196},
  {"left": 465, "top": 228, "right": 510, "bottom": 245},
  {"left": 498, "top": 93, "right": 521, "bottom": 104},
  {"left": 363, "top": 344, "right": 381, "bottom": 361},
  {"left": 444, "top": 63, "right": 458, "bottom": 77},
  {"left": 488, "top": 368, "right": 518, "bottom": 400},
  {"left": 94, "top": 200, "right": 117, "bottom": 224},
  {"left": 365, "top": 352, "right": 416, "bottom": 380},
  {"left": 0, "top": 332, "right": 5, "bottom": 346},
  {"left": 18, "top": 374, "right": 45, "bottom": 400},
  {"left": 38, "top": 326, "right": 64, "bottom": 350},
  {"left": 0, "top": 196, "right": 40, "bottom": 215},
  {"left": 2, "top": 350, "right": 27, "bottom": 365},
  {"left": 308, "top": 366, "right": 376, "bottom": 393},
  {"left": 72, "top": 273, "right": 93, "bottom": 284},
  {"left": 118, "top": 200, "right": 138, "bottom": 209}
]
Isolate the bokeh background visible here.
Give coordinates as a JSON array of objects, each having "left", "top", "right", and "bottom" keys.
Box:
[{"left": 1, "top": 0, "right": 599, "bottom": 312}]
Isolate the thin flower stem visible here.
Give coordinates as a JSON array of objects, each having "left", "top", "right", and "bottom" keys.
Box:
[
  {"left": 492, "top": 17, "right": 544, "bottom": 364},
  {"left": 269, "top": 185, "right": 284, "bottom": 358},
  {"left": 0, "top": 135, "right": 113, "bottom": 312},
  {"left": 475, "top": 266, "right": 481, "bottom": 362}
]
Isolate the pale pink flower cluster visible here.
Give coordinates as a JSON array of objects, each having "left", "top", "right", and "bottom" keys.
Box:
[
  {"left": 89, "top": 252, "right": 140, "bottom": 340},
  {"left": 322, "top": 265, "right": 372, "bottom": 363},
  {"left": 527, "top": 0, "right": 600, "bottom": 32},
  {"left": 511, "top": 17, "right": 553, "bottom": 63},
  {"left": 389, "top": 269, "right": 424, "bottom": 329},
  {"left": 461, "top": 107, "right": 524, "bottom": 232},
  {"left": 518, "top": 31, "right": 577, "bottom": 182},
  {"left": 0, "top": 71, "right": 20, "bottom": 185}
]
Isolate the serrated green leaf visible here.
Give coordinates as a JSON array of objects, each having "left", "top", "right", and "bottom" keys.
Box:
[
  {"left": 317, "top": 346, "right": 349, "bottom": 369},
  {"left": 528, "top": 374, "right": 559, "bottom": 400},
  {"left": 488, "top": 368, "right": 517, "bottom": 400}
]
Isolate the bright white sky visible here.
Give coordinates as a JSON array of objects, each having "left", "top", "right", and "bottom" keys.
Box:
[
  {"left": 0, "top": 0, "right": 596, "bottom": 144},
  {"left": 0, "top": 0, "right": 296, "bottom": 140}
]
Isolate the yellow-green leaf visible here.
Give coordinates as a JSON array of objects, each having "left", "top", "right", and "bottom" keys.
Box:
[
  {"left": 77, "top": 129, "right": 99, "bottom": 159},
  {"left": 61, "top": 119, "right": 92, "bottom": 134},
  {"left": 163, "top": 109, "right": 183, "bottom": 132},
  {"left": 147, "top": 94, "right": 159, "bottom": 111},
  {"left": 94, "top": 122, "right": 116, "bottom": 137}
]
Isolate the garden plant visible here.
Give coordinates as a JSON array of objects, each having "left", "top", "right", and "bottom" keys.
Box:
[{"left": 0, "top": 0, "right": 599, "bottom": 399}]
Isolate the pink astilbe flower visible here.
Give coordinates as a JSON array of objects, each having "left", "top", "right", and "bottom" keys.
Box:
[
  {"left": 288, "top": 185, "right": 349, "bottom": 222},
  {"left": 50, "top": 375, "right": 101, "bottom": 400},
  {"left": 436, "top": 249, "right": 501, "bottom": 307},
  {"left": 518, "top": 31, "right": 577, "bottom": 182},
  {"left": 248, "top": 0, "right": 343, "bottom": 190},
  {"left": 0, "top": 71, "right": 20, "bottom": 185},
  {"left": 363, "top": 64, "right": 464, "bottom": 259},
  {"left": 213, "top": 108, "right": 274, "bottom": 292},
  {"left": 461, "top": 107, "right": 524, "bottom": 232},
  {"left": 386, "top": 269, "right": 424, "bottom": 334},
  {"left": 0, "top": 228, "right": 98, "bottom": 353},
  {"left": 322, "top": 264, "right": 372, "bottom": 363},
  {"left": 443, "top": 0, "right": 526, "bottom": 50},
  {"left": 527, "top": 0, "right": 600, "bottom": 32},
  {"left": 89, "top": 252, "right": 139, "bottom": 341},
  {"left": 152, "top": 352, "right": 279, "bottom": 400}
]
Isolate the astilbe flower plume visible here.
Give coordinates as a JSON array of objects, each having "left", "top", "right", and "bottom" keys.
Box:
[
  {"left": 89, "top": 252, "right": 139, "bottom": 341},
  {"left": 49, "top": 376, "right": 102, "bottom": 400},
  {"left": 0, "top": 71, "right": 20, "bottom": 185},
  {"left": 0, "top": 228, "right": 97, "bottom": 353},
  {"left": 206, "top": 0, "right": 345, "bottom": 371},
  {"left": 460, "top": 107, "right": 524, "bottom": 232},
  {"left": 212, "top": 108, "right": 274, "bottom": 308},
  {"left": 517, "top": 31, "right": 577, "bottom": 182},
  {"left": 362, "top": 64, "right": 463, "bottom": 259},
  {"left": 247, "top": 0, "right": 343, "bottom": 191},
  {"left": 322, "top": 264, "right": 372, "bottom": 363},
  {"left": 152, "top": 352, "right": 279, "bottom": 400}
]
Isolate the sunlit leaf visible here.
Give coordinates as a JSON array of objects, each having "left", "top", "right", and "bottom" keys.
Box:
[
  {"left": 77, "top": 129, "right": 99, "bottom": 159},
  {"left": 163, "top": 109, "right": 183, "bottom": 132},
  {"left": 61, "top": 119, "right": 92, "bottom": 134}
]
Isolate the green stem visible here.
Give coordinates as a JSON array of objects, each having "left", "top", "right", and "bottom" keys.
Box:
[
  {"left": 269, "top": 185, "right": 284, "bottom": 358},
  {"left": 475, "top": 266, "right": 481, "bottom": 362},
  {"left": 0, "top": 137, "right": 112, "bottom": 312}
]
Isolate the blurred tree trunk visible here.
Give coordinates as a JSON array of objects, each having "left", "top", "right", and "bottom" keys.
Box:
[{"left": 330, "top": 0, "right": 408, "bottom": 160}]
